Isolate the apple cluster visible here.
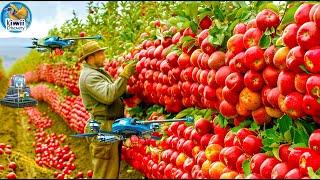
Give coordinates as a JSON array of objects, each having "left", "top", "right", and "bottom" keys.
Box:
[
  {"left": 0, "top": 143, "right": 17, "bottom": 179},
  {"left": 25, "top": 63, "right": 81, "bottom": 96},
  {"left": 23, "top": 106, "right": 93, "bottom": 179},
  {"left": 30, "top": 85, "right": 89, "bottom": 133}
]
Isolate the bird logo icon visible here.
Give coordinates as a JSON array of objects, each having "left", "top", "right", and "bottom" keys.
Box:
[
  {"left": 7, "top": 3, "right": 28, "bottom": 20},
  {"left": 1, "top": 2, "right": 32, "bottom": 33}
]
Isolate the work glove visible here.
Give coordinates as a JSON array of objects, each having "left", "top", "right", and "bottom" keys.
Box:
[{"left": 119, "top": 60, "right": 137, "bottom": 79}]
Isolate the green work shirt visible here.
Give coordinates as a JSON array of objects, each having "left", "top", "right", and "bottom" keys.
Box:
[{"left": 79, "top": 63, "right": 127, "bottom": 121}]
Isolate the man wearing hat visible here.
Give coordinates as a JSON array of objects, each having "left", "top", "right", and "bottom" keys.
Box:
[{"left": 78, "top": 40, "right": 136, "bottom": 179}]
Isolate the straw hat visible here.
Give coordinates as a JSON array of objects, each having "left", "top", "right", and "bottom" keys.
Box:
[{"left": 79, "top": 40, "right": 107, "bottom": 61}]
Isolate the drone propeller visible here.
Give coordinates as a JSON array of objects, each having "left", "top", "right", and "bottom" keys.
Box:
[
  {"left": 24, "top": 46, "right": 37, "bottom": 49},
  {"left": 62, "top": 34, "right": 103, "bottom": 41}
]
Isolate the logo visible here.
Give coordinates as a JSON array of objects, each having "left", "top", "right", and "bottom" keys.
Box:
[{"left": 1, "top": 2, "right": 32, "bottom": 33}]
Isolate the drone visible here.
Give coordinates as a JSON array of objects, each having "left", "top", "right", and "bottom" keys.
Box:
[
  {"left": 71, "top": 116, "right": 194, "bottom": 143},
  {"left": 0, "top": 75, "right": 37, "bottom": 108},
  {"left": 25, "top": 35, "right": 103, "bottom": 52}
]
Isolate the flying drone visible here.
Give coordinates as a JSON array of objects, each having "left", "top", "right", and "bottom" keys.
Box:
[
  {"left": 71, "top": 117, "right": 194, "bottom": 143},
  {"left": 25, "top": 35, "right": 103, "bottom": 52},
  {"left": 0, "top": 75, "right": 37, "bottom": 108}
]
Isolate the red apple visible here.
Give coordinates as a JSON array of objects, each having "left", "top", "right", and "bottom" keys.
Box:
[
  {"left": 286, "top": 46, "right": 305, "bottom": 73},
  {"left": 282, "top": 23, "right": 299, "bottom": 48},
  {"left": 224, "top": 146, "right": 243, "bottom": 170},
  {"left": 243, "top": 28, "right": 263, "bottom": 49},
  {"left": 273, "top": 47, "right": 290, "bottom": 70},
  {"left": 250, "top": 153, "right": 268, "bottom": 174},
  {"left": 306, "top": 75, "right": 320, "bottom": 99},
  {"left": 256, "top": 9, "right": 280, "bottom": 31},
  {"left": 236, "top": 154, "right": 250, "bottom": 173},
  {"left": 178, "top": 52, "right": 191, "bottom": 68},
  {"left": 215, "top": 66, "right": 232, "bottom": 87},
  {"left": 183, "top": 140, "right": 195, "bottom": 157},
  {"left": 207, "top": 69, "right": 218, "bottom": 88},
  {"left": 209, "top": 161, "right": 226, "bottom": 179},
  {"left": 277, "top": 70, "right": 296, "bottom": 96},
  {"left": 190, "top": 49, "right": 202, "bottom": 67},
  {"left": 200, "top": 134, "right": 213, "bottom": 148},
  {"left": 199, "top": 15, "right": 212, "bottom": 30},
  {"left": 79, "top": 31, "right": 86, "bottom": 37},
  {"left": 227, "top": 34, "right": 246, "bottom": 54},
  {"left": 271, "top": 162, "right": 290, "bottom": 179},
  {"left": 233, "top": 23, "right": 247, "bottom": 35},
  {"left": 284, "top": 168, "right": 303, "bottom": 179},
  {"left": 196, "top": 151, "right": 207, "bottom": 166},
  {"left": 267, "top": 87, "right": 281, "bottom": 108},
  {"left": 225, "top": 72, "right": 244, "bottom": 93},
  {"left": 279, "top": 144, "right": 291, "bottom": 162},
  {"left": 242, "top": 135, "right": 263, "bottom": 155},
  {"left": 209, "top": 134, "right": 225, "bottom": 147},
  {"left": 262, "top": 65, "right": 280, "bottom": 87},
  {"left": 244, "top": 70, "right": 265, "bottom": 92},
  {"left": 310, "top": 4, "right": 320, "bottom": 21},
  {"left": 239, "top": 87, "right": 261, "bottom": 111},
  {"left": 294, "top": 3, "right": 314, "bottom": 25},
  {"left": 205, "top": 144, "right": 223, "bottom": 162},
  {"left": 265, "top": 106, "right": 283, "bottom": 118},
  {"left": 299, "top": 150, "right": 320, "bottom": 175},
  {"left": 295, "top": 73, "right": 309, "bottom": 94},
  {"left": 247, "top": 19, "right": 257, "bottom": 29},
  {"left": 197, "top": 29, "right": 209, "bottom": 46},
  {"left": 183, "top": 157, "right": 195, "bottom": 173},
  {"left": 297, "top": 22, "right": 320, "bottom": 50},
  {"left": 222, "top": 86, "right": 239, "bottom": 105},
  {"left": 284, "top": 91, "right": 305, "bottom": 119},
  {"left": 219, "top": 100, "right": 238, "bottom": 118},
  {"left": 303, "top": 95, "right": 320, "bottom": 116},
  {"left": 195, "top": 118, "right": 212, "bottom": 135},
  {"left": 304, "top": 48, "right": 320, "bottom": 74},
  {"left": 201, "top": 38, "right": 216, "bottom": 55},
  {"left": 309, "top": 130, "right": 320, "bottom": 153},
  {"left": 204, "top": 85, "right": 216, "bottom": 101},
  {"left": 260, "top": 158, "right": 280, "bottom": 178},
  {"left": 208, "top": 51, "right": 225, "bottom": 70},
  {"left": 264, "top": 45, "right": 277, "bottom": 65},
  {"left": 229, "top": 52, "right": 248, "bottom": 73}
]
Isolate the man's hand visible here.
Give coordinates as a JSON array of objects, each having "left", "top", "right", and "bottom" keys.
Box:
[{"left": 119, "top": 60, "right": 137, "bottom": 79}]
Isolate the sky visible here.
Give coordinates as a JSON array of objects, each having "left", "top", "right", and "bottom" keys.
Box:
[{"left": 0, "top": 1, "right": 90, "bottom": 38}]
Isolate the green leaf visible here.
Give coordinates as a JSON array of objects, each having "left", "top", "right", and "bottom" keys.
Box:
[
  {"left": 290, "top": 142, "right": 308, "bottom": 148},
  {"left": 213, "top": 6, "right": 224, "bottom": 20},
  {"left": 259, "top": 34, "right": 271, "bottom": 49},
  {"left": 242, "top": 160, "right": 251, "bottom": 177},
  {"left": 204, "top": 109, "right": 213, "bottom": 120},
  {"left": 298, "top": 119, "right": 316, "bottom": 135},
  {"left": 299, "top": 65, "right": 311, "bottom": 74},
  {"left": 175, "top": 108, "right": 195, "bottom": 119},
  {"left": 250, "top": 121, "right": 260, "bottom": 131},
  {"left": 308, "top": 167, "right": 320, "bottom": 179},
  {"left": 284, "top": 130, "right": 292, "bottom": 142},
  {"left": 259, "top": 2, "right": 279, "bottom": 13},
  {"left": 292, "top": 125, "right": 309, "bottom": 147},
  {"left": 214, "top": 114, "right": 228, "bottom": 128},
  {"left": 278, "top": 115, "right": 292, "bottom": 135},
  {"left": 280, "top": 2, "right": 302, "bottom": 28},
  {"left": 190, "top": 20, "right": 198, "bottom": 34},
  {"left": 231, "top": 119, "right": 253, "bottom": 133},
  {"left": 272, "top": 147, "right": 281, "bottom": 161}
]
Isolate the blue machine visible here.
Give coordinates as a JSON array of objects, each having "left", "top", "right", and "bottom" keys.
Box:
[
  {"left": 25, "top": 35, "right": 103, "bottom": 52},
  {"left": 71, "top": 116, "right": 194, "bottom": 143},
  {"left": 0, "top": 75, "right": 37, "bottom": 108}
]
